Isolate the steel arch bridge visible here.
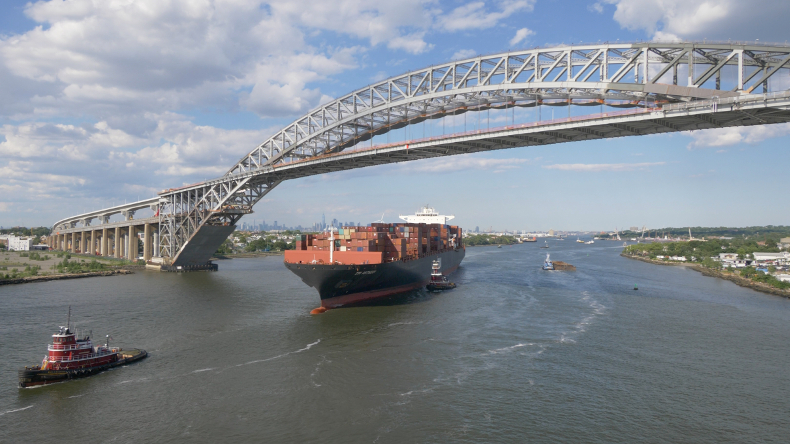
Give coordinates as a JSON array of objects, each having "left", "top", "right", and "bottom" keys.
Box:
[{"left": 50, "top": 41, "right": 790, "bottom": 269}]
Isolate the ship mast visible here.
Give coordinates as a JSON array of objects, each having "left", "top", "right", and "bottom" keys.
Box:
[
  {"left": 66, "top": 306, "right": 71, "bottom": 332},
  {"left": 329, "top": 226, "right": 334, "bottom": 264}
]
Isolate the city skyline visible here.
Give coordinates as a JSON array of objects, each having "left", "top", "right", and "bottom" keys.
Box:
[{"left": 1, "top": 1, "right": 789, "bottom": 230}]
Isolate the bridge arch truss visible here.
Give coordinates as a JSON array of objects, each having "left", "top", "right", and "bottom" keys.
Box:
[{"left": 50, "top": 42, "right": 790, "bottom": 267}]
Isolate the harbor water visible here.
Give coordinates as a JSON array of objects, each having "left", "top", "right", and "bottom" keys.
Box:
[{"left": 1, "top": 241, "right": 789, "bottom": 443}]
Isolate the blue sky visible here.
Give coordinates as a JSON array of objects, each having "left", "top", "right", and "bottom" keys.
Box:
[{"left": 1, "top": 0, "right": 788, "bottom": 231}]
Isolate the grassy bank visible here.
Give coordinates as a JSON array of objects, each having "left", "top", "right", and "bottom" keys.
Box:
[{"left": 621, "top": 253, "right": 790, "bottom": 298}]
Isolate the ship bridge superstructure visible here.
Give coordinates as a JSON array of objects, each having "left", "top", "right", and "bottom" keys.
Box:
[
  {"left": 48, "top": 42, "right": 790, "bottom": 269},
  {"left": 399, "top": 206, "right": 456, "bottom": 225}
]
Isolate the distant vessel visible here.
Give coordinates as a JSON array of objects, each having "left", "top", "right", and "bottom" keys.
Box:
[
  {"left": 585, "top": 240, "right": 594, "bottom": 244},
  {"left": 523, "top": 237, "right": 537, "bottom": 242},
  {"left": 18, "top": 309, "right": 147, "bottom": 388},
  {"left": 542, "top": 253, "right": 554, "bottom": 270},
  {"left": 540, "top": 241, "right": 549, "bottom": 249},
  {"left": 576, "top": 238, "right": 585, "bottom": 243},
  {"left": 426, "top": 259, "right": 456, "bottom": 291}
]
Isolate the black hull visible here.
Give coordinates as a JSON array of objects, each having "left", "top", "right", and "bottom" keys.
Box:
[
  {"left": 285, "top": 248, "right": 465, "bottom": 308},
  {"left": 19, "top": 349, "right": 148, "bottom": 388}
]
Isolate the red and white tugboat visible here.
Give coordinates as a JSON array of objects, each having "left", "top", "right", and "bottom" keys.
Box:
[
  {"left": 18, "top": 310, "right": 147, "bottom": 388},
  {"left": 426, "top": 259, "right": 456, "bottom": 292}
]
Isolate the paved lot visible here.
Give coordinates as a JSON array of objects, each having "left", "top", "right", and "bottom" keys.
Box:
[{"left": 0, "top": 250, "right": 125, "bottom": 275}]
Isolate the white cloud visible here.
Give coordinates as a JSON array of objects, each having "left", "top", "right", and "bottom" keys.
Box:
[
  {"left": 0, "top": 0, "right": 541, "bottom": 225},
  {"left": 604, "top": 0, "right": 786, "bottom": 42},
  {"left": 407, "top": 156, "right": 532, "bottom": 173},
  {"left": 452, "top": 49, "right": 477, "bottom": 60},
  {"left": 685, "top": 123, "right": 790, "bottom": 149},
  {"left": 388, "top": 32, "right": 434, "bottom": 54},
  {"left": 542, "top": 162, "right": 665, "bottom": 172},
  {"left": 509, "top": 28, "right": 534, "bottom": 47},
  {"left": 438, "top": 1, "right": 535, "bottom": 32},
  {"left": 588, "top": 2, "right": 604, "bottom": 13},
  {"left": 307, "top": 154, "right": 534, "bottom": 183}
]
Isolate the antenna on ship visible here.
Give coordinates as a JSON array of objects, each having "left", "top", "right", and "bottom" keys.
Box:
[
  {"left": 66, "top": 305, "right": 71, "bottom": 333},
  {"left": 374, "top": 213, "right": 385, "bottom": 223}
]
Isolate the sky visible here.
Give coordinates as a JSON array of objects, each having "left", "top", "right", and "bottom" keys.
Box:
[{"left": 1, "top": 0, "right": 789, "bottom": 232}]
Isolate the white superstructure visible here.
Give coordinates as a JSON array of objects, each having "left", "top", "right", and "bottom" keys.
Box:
[{"left": 398, "top": 205, "right": 455, "bottom": 225}]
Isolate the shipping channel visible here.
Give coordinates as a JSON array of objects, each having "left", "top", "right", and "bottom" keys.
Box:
[{"left": 1, "top": 239, "right": 789, "bottom": 442}]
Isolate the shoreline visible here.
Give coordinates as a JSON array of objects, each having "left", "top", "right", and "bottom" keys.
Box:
[
  {"left": 0, "top": 269, "right": 134, "bottom": 286},
  {"left": 622, "top": 253, "right": 790, "bottom": 298}
]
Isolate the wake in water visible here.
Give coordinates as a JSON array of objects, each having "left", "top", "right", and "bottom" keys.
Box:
[
  {"left": 236, "top": 339, "right": 321, "bottom": 367},
  {"left": 488, "top": 343, "right": 533, "bottom": 354},
  {"left": 0, "top": 405, "right": 34, "bottom": 416},
  {"left": 559, "top": 290, "right": 607, "bottom": 343},
  {"left": 310, "top": 355, "right": 330, "bottom": 387}
]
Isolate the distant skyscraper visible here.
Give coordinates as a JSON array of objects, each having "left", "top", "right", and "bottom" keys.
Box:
[
  {"left": 475, "top": 226, "right": 479, "bottom": 233},
  {"left": 322, "top": 213, "right": 325, "bottom": 229}
]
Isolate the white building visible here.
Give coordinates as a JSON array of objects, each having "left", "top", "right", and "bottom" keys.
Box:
[
  {"left": 752, "top": 252, "right": 790, "bottom": 264},
  {"left": 8, "top": 235, "right": 34, "bottom": 251},
  {"left": 719, "top": 252, "right": 739, "bottom": 262}
]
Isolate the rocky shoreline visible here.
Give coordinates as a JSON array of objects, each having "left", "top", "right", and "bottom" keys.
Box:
[
  {"left": 0, "top": 269, "right": 134, "bottom": 286},
  {"left": 622, "top": 253, "right": 790, "bottom": 298}
]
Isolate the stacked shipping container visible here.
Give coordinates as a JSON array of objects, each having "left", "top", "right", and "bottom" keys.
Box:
[{"left": 287, "top": 223, "right": 463, "bottom": 265}]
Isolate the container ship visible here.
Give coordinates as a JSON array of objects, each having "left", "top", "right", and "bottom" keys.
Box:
[{"left": 284, "top": 206, "right": 465, "bottom": 308}]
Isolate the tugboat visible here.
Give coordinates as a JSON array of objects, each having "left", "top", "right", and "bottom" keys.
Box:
[
  {"left": 542, "top": 253, "right": 554, "bottom": 270},
  {"left": 18, "top": 309, "right": 147, "bottom": 388},
  {"left": 540, "top": 241, "right": 549, "bottom": 249},
  {"left": 426, "top": 259, "right": 456, "bottom": 291}
]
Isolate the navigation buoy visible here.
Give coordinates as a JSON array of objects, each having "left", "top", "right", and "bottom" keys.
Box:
[
  {"left": 634, "top": 284, "right": 638, "bottom": 290},
  {"left": 310, "top": 307, "right": 328, "bottom": 315}
]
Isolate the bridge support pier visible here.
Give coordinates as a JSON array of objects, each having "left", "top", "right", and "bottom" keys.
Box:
[
  {"left": 79, "top": 232, "right": 86, "bottom": 254},
  {"left": 89, "top": 230, "right": 95, "bottom": 256},
  {"left": 143, "top": 223, "right": 152, "bottom": 262},
  {"left": 127, "top": 225, "right": 137, "bottom": 261},
  {"left": 114, "top": 227, "right": 121, "bottom": 259},
  {"left": 101, "top": 228, "right": 108, "bottom": 256}
]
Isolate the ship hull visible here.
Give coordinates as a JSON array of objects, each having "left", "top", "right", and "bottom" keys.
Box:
[
  {"left": 285, "top": 248, "right": 465, "bottom": 308},
  {"left": 18, "top": 349, "right": 148, "bottom": 388}
]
